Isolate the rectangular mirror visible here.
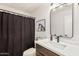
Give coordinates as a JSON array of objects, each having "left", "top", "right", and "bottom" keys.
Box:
[
  {"left": 64, "top": 12, "right": 73, "bottom": 37},
  {"left": 50, "top": 3, "right": 73, "bottom": 38}
]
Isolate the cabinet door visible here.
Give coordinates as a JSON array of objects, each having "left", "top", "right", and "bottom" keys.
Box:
[{"left": 13, "top": 15, "right": 22, "bottom": 56}]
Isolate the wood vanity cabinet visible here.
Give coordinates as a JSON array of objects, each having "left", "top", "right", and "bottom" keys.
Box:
[{"left": 36, "top": 44, "right": 60, "bottom": 56}]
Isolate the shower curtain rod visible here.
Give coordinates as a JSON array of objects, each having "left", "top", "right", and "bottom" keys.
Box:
[{"left": 0, "top": 9, "right": 35, "bottom": 19}]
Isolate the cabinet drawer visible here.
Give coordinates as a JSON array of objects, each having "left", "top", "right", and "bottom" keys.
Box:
[{"left": 36, "top": 44, "right": 59, "bottom": 56}]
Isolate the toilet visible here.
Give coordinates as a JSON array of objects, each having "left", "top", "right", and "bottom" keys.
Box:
[{"left": 23, "top": 48, "right": 36, "bottom": 56}]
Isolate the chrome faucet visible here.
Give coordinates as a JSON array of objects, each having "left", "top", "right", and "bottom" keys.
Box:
[
  {"left": 56, "top": 36, "right": 60, "bottom": 43},
  {"left": 56, "top": 35, "right": 62, "bottom": 43},
  {"left": 50, "top": 35, "right": 53, "bottom": 41}
]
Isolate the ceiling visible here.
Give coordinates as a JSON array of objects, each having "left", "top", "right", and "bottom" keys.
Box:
[{"left": 0, "top": 3, "right": 46, "bottom": 13}]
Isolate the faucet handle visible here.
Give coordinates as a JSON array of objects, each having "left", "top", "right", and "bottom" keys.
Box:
[{"left": 56, "top": 36, "right": 60, "bottom": 43}]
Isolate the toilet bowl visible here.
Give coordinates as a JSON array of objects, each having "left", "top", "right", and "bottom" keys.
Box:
[{"left": 23, "top": 48, "right": 36, "bottom": 56}]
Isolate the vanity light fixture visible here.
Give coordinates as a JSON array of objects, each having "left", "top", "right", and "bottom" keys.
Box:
[{"left": 50, "top": 3, "right": 66, "bottom": 12}]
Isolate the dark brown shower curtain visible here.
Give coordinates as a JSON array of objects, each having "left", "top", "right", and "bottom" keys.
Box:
[
  {"left": 0, "top": 12, "right": 35, "bottom": 56},
  {"left": 0, "top": 12, "right": 9, "bottom": 55},
  {"left": 22, "top": 17, "right": 35, "bottom": 53}
]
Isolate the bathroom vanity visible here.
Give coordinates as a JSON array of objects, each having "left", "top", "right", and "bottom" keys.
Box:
[
  {"left": 35, "top": 39, "right": 64, "bottom": 56},
  {"left": 36, "top": 44, "right": 59, "bottom": 56},
  {"left": 35, "top": 39, "right": 79, "bottom": 56}
]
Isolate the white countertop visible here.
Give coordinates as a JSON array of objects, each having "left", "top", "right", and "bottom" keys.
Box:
[{"left": 35, "top": 39, "right": 79, "bottom": 56}]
